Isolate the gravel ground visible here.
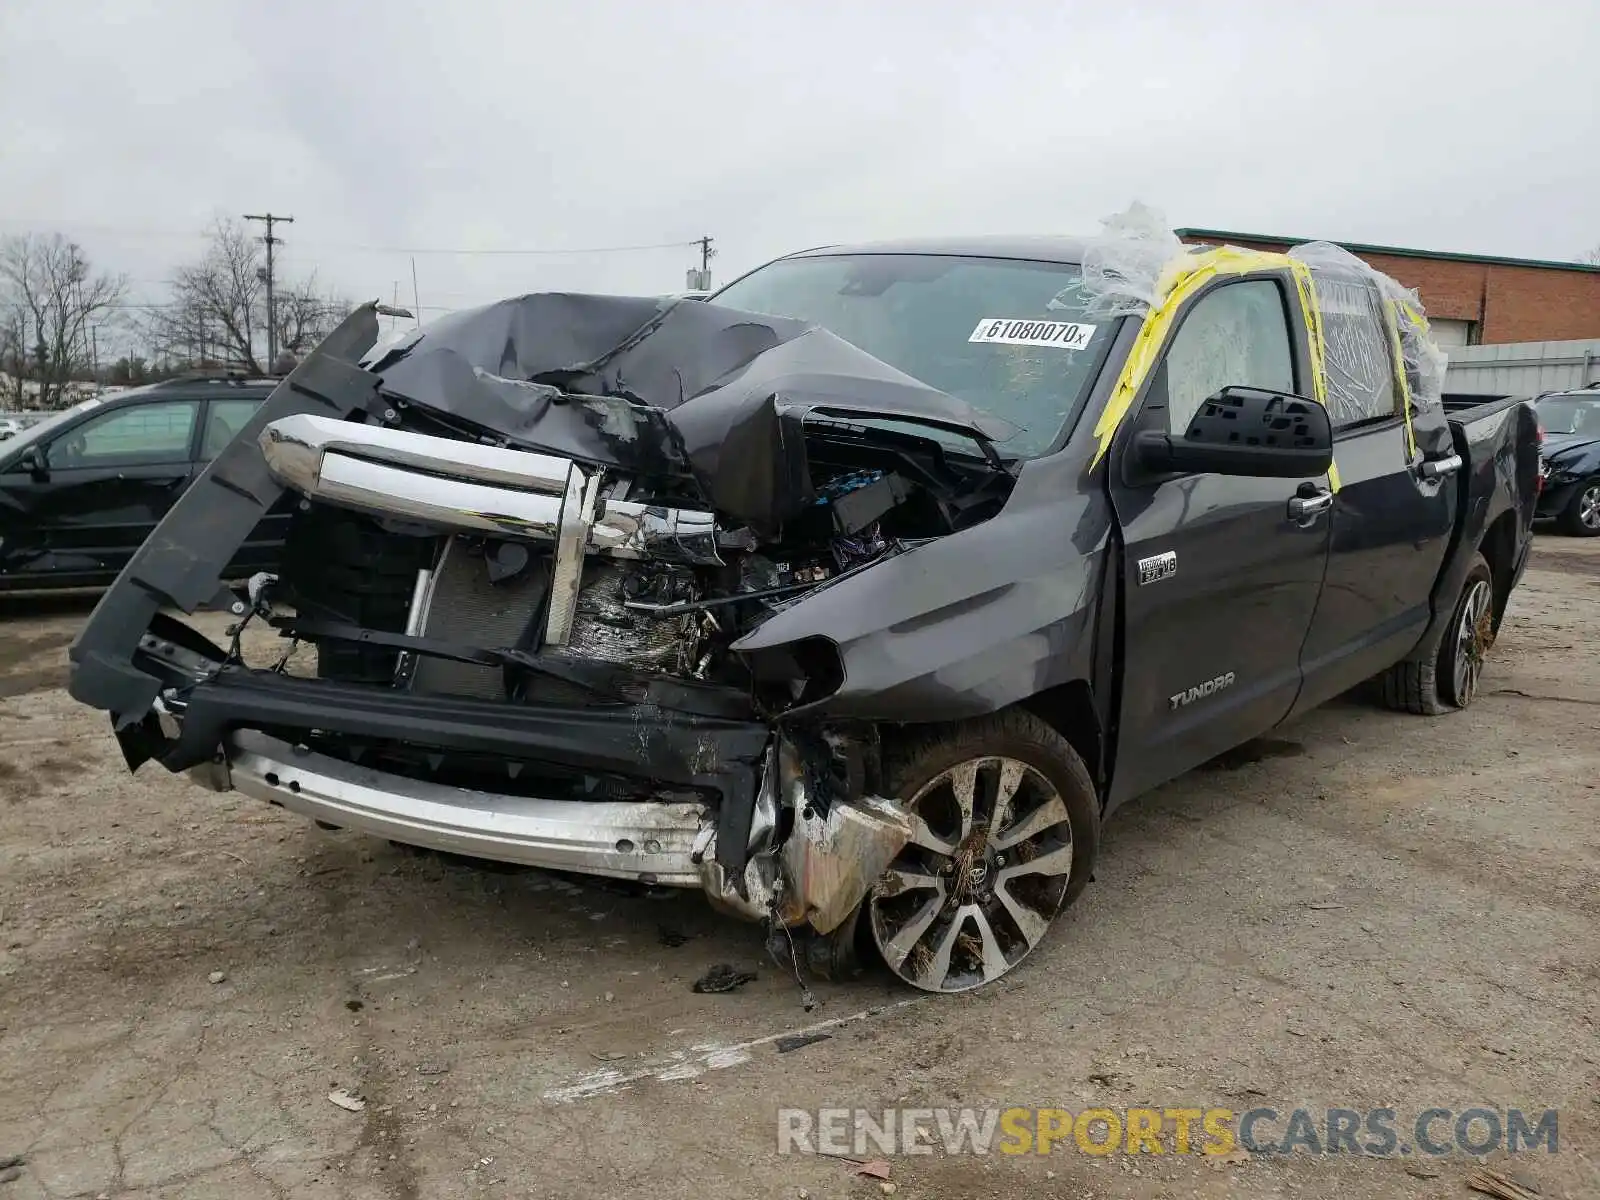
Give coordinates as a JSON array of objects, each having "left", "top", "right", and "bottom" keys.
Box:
[{"left": 0, "top": 538, "right": 1595, "bottom": 1200}]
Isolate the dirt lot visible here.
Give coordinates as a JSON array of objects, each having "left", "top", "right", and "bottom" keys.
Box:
[{"left": 0, "top": 539, "right": 1595, "bottom": 1200}]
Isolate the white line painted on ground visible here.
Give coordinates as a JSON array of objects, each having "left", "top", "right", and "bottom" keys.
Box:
[{"left": 541, "top": 997, "right": 927, "bottom": 1103}]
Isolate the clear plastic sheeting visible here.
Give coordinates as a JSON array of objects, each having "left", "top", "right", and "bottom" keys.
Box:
[
  {"left": 1050, "top": 201, "right": 1188, "bottom": 318},
  {"left": 1287, "top": 243, "right": 1398, "bottom": 428},
  {"left": 1290, "top": 240, "right": 1446, "bottom": 416}
]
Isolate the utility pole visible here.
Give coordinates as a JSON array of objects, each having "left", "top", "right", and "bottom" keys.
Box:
[
  {"left": 244, "top": 212, "right": 294, "bottom": 370},
  {"left": 699, "top": 235, "right": 714, "bottom": 276}
]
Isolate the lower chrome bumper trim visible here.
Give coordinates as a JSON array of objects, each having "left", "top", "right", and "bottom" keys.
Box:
[{"left": 198, "top": 730, "right": 712, "bottom": 885}]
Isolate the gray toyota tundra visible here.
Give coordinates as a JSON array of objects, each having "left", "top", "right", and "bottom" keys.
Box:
[{"left": 67, "top": 228, "right": 1538, "bottom": 993}]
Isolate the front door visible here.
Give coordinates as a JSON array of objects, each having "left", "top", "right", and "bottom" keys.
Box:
[
  {"left": 1107, "top": 275, "right": 1332, "bottom": 806},
  {"left": 10, "top": 400, "right": 200, "bottom": 585}
]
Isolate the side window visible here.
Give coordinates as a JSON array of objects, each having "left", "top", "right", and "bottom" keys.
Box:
[
  {"left": 1162, "top": 281, "right": 1295, "bottom": 435},
  {"left": 1306, "top": 271, "right": 1398, "bottom": 428},
  {"left": 201, "top": 398, "right": 262, "bottom": 460},
  {"left": 46, "top": 402, "right": 199, "bottom": 469}
]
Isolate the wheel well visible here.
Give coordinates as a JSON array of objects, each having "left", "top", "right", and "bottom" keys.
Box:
[
  {"left": 1021, "top": 681, "right": 1103, "bottom": 794},
  {"left": 1478, "top": 510, "right": 1518, "bottom": 629}
]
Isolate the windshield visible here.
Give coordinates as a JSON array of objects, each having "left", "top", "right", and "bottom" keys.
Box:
[
  {"left": 711, "top": 253, "right": 1112, "bottom": 457},
  {"left": 1537, "top": 394, "right": 1600, "bottom": 436},
  {"left": 0, "top": 395, "right": 113, "bottom": 460}
]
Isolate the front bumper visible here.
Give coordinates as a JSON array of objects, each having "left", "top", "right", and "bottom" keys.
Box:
[{"left": 199, "top": 729, "right": 712, "bottom": 885}]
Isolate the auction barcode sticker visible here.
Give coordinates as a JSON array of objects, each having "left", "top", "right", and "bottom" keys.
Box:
[{"left": 968, "top": 318, "right": 1096, "bottom": 350}]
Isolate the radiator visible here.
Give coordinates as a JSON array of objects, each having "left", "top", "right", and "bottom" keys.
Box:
[{"left": 411, "top": 538, "right": 547, "bottom": 699}]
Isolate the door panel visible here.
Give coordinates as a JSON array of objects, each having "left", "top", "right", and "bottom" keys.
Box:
[
  {"left": 1107, "top": 276, "right": 1330, "bottom": 806},
  {"left": 1293, "top": 419, "right": 1453, "bottom": 712},
  {"left": 1111, "top": 478, "right": 1329, "bottom": 803},
  {"left": 1291, "top": 266, "right": 1456, "bottom": 714},
  {"left": 15, "top": 400, "right": 200, "bottom": 584}
]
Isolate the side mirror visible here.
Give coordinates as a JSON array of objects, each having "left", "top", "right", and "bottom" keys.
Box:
[
  {"left": 18, "top": 447, "right": 47, "bottom": 480},
  {"left": 1133, "top": 386, "right": 1333, "bottom": 479}
]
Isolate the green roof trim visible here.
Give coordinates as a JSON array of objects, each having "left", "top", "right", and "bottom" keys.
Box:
[{"left": 1174, "top": 228, "right": 1600, "bottom": 274}]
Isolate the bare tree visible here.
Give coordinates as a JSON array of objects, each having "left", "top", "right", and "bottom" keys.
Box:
[
  {"left": 143, "top": 219, "right": 350, "bottom": 375},
  {"left": 0, "top": 234, "right": 127, "bottom": 409},
  {"left": 1583, "top": 245, "right": 1600, "bottom": 267},
  {"left": 272, "top": 274, "right": 350, "bottom": 366}
]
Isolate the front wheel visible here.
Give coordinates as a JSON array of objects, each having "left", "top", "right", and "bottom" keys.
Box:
[
  {"left": 866, "top": 710, "right": 1098, "bottom": 993},
  {"left": 1558, "top": 480, "right": 1600, "bottom": 537}
]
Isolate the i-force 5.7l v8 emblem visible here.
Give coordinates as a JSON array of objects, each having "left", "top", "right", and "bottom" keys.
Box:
[
  {"left": 1138, "top": 551, "right": 1177, "bottom": 586},
  {"left": 1170, "top": 672, "right": 1236, "bottom": 710}
]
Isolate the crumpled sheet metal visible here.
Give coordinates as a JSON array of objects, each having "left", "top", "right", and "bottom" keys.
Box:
[
  {"left": 364, "top": 293, "right": 1011, "bottom": 533},
  {"left": 779, "top": 794, "right": 911, "bottom": 934}
]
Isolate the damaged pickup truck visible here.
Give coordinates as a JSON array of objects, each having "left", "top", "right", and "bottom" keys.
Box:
[{"left": 68, "top": 223, "right": 1539, "bottom": 993}]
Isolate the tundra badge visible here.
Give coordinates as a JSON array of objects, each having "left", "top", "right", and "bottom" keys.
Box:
[
  {"left": 1138, "top": 551, "right": 1177, "bottom": 586},
  {"left": 1170, "top": 671, "right": 1236, "bottom": 710}
]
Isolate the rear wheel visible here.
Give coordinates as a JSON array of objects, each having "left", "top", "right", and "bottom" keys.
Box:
[
  {"left": 1378, "top": 552, "right": 1495, "bottom": 714},
  {"left": 1558, "top": 480, "right": 1600, "bottom": 537},
  {"left": 867, "top": 710, "right": 1097, "bottom": 993}
]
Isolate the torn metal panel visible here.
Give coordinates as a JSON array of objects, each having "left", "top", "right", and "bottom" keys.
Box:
[{"left": 781, "top": 794, "right": 912, "bottom": 934}]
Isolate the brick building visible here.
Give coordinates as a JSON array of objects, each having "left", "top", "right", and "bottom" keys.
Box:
[{"left": 1175, "top": 228, "right": 1600, "bottom": 347}]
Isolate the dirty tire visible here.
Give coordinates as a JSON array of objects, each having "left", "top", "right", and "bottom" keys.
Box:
[
  {"left": 1557, "top": 480, "right": 1600, "bottom": 537},
  {"left": 866, "top": 709, "right": 1098, "bottom": 993},
  {"left": 1379, "top": 552, "right": 1494, "bottom": 715}
]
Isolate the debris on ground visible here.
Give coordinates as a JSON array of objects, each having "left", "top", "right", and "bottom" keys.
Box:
[
  {"left": 657, "top": 927, "right": 694, "bottom": 948},
  {"left": 775, "top": 1033, "right": 831, "bottom": 1054},
  {"left": 853, "top": 1160, "right": 892, "bottom": 1181},
  {"left": 0, "top": 1157, "right": 21, "bottom": 1172},
  {"left": 327, "top": 1088, "right": 366, "bottom": 1113},
  {"left": 0, "top": 1165, "right": 21, "bottom": 1185},
  {"left": 1206, "top": 1147, "right": 1253, "bottom": 1169},
  {"left": 207, "top": 971, "right": 226, "bottom": 984},
  {"left": 1402, "top": 1161, "right": 1442, "bottom": 1179},
  {"left": 1467, "top": 1167, "right": 1542, "bottom": 1199},
  {"left": 691, "top": 964, "right": 757, "bottom": 994}
]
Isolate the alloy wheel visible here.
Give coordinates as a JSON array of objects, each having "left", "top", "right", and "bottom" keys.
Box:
[
  {"left": 1578, "top": 485, "right": 1600, "bottom": 531},
  {"left": 869, "top": 756, "right": 1074, "bottom": 992},
  {"left": 1450, "top": 578, "right": 1494, "bottom": 707}
]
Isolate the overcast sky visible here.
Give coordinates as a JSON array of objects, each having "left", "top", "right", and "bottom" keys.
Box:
[{"left": 3, "top": 0, "right": 1597, "bottom": 324}]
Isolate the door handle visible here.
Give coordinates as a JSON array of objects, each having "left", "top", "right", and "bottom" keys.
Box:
[
  {"left": 1287, "top": 490, "right": 1333, "bottom": 524},
  {"left": 1418, "top": 454, "right": 1463, "bottom": 480}
]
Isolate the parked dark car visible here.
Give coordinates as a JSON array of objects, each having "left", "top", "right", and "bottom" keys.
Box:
[
  {"left": 0, "top": 376, "right": 288, "bottom": 591},
  {"left": 68, "top": 235, "right": 1538, "bottom": 994},
  {"left": 1533, "top": 386, "right": 1600, "bottom": 535}
]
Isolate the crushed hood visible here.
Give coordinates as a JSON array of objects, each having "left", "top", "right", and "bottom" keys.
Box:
[{"left": 365, "top": 293, "right": 1010, "bottom": 530}]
